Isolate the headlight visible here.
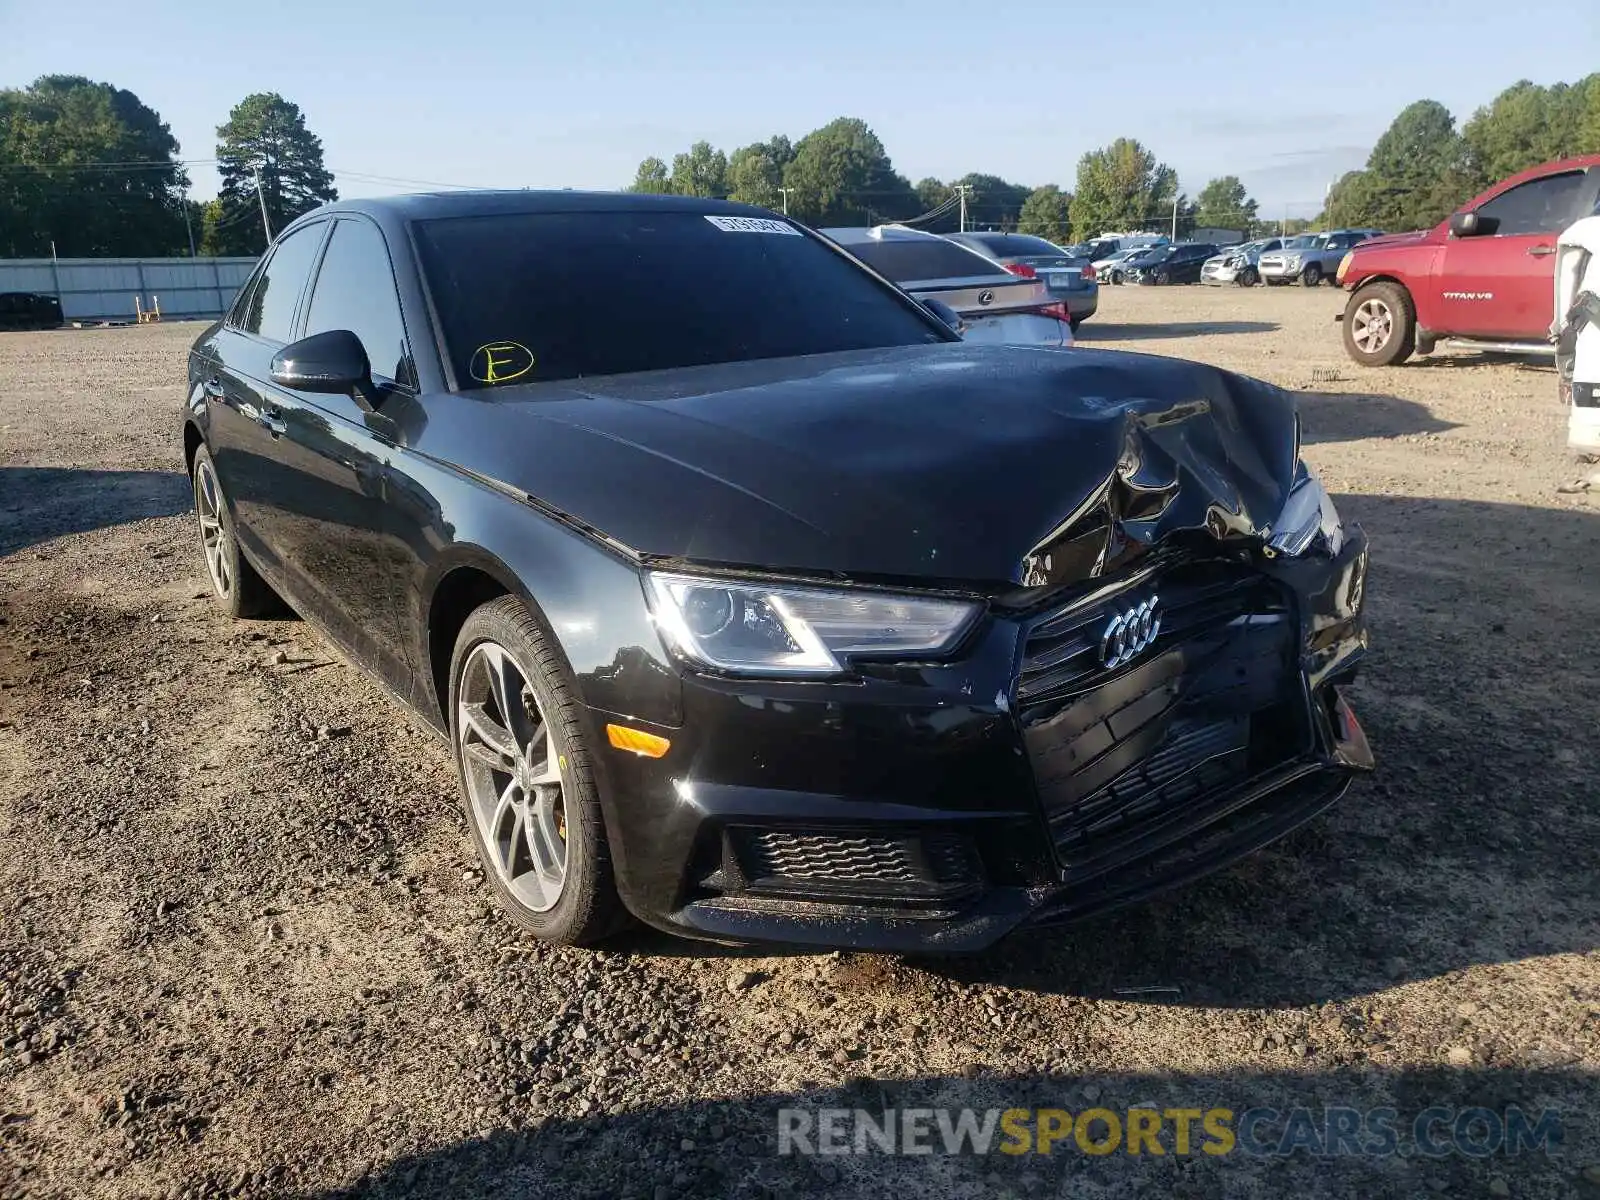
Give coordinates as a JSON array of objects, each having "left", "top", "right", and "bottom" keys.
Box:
[
  {"left": 1283, "top": 255, "right": 1302, "bottom": 269},
  {"left": 1337, "top": 251, "right": 1353, "bottom": 283},
  {"left": 646, "top": 572, "right": 981, "bottom": 675},
  {"left": 1268, "top": 462, "right": 1343, "bottom": 558}
]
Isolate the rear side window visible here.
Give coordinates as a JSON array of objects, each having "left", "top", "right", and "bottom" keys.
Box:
[
  {"left": 238, "top": 223, "right": 325, "bottom": 341},
  {"left": 842, "top": 238, "right": 1005, "bottom": 283},
  {"left": 959, "top": 233, "right": 1065, "bottom": 258},
  {"left": 304, "top": 219, "right": 411, "bottom": 384},
  {"left": 1476, "top": 171, "right": 1587, "bottom": 237},
  {"left": 414, "top": 211, "right": 947, "bottom": 387}
]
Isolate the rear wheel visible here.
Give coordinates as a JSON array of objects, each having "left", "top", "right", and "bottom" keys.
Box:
[
  {"left": 1301, "top": 263, "right": 1323, "bottom": 287},
  {"left": 1342, "top": 281, "right": 1416, "bottom": 367},
  {"left": 450, "top": 595, "right": 624, "bottom": 945},
  {"left": 191, "top": 445, "right": 280, "bottom": 619}
]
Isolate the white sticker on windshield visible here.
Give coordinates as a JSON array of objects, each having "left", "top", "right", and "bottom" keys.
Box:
[{"left": 703, "top": 215, "right": 802, "bottom": 236}]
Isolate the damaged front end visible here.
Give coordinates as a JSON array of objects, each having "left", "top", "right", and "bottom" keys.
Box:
[{"left": 601, "top": 377, "right": 1372, "bottom": 953}]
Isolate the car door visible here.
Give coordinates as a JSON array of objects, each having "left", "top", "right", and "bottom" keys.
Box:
[
  {"left": 260, "top": 214, "right": 421, "bottom": 695},
  {"left": 1435, "top": 168, "right": 1592, "bottom": 338},
  {"left": 206, "top": 220, "right": 330, "bottom": 588}
]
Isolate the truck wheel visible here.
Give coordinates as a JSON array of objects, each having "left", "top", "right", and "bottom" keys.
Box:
[
  {"left": 1301, "top": 263, "right": 1323, "bottom": 287},
  {"left": 1343, "top": 281, "right": 1416, "bottom": 367}
]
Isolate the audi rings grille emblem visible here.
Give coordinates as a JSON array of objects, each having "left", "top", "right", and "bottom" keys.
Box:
[
  {"left": 1099, "top": 596, "right": 1161, "bottom": 668},
  {"left": 977, "top": 289, "right": 995, "bottom": 306}
]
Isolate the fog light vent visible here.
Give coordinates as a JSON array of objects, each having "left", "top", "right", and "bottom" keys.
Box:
[{"left": 732, "top": 828, "right": 982, "bottom": 902}]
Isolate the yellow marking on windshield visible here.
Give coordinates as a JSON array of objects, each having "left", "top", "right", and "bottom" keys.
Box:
[{"left": 470, "top": 341, "right": 535, "bottom": 384}]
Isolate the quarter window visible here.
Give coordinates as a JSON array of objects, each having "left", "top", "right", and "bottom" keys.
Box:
[
  {"left": 1474, "top": 171, "right": 1587, "bottom": 237},
  {"left": 239, "top": 223, "right": 325, "bottom": 342},
  {"left": 303, "top": 219, "right": 412, "bottom": 384}
]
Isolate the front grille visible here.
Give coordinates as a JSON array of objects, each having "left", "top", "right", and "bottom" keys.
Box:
[
  {"left": 1017, "top": 561, "right": 1307, "bottom": 878},
  {"left": 729, "top": 828, "right": 983, "bottom": 902}
]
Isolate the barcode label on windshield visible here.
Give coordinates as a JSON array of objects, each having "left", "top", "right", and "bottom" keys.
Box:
[{"left": 704, "top": 215, "right": 802, "bottom": 236}]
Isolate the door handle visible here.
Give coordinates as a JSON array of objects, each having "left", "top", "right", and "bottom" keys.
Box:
[
  {"left": 259, "top": 409, "right": 288, "bottom": 437},
  {"left": 1527, "top": 245, "right": 1556, "bottom": 257}
]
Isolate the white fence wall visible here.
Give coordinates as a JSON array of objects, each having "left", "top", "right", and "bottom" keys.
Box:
[{"left": 0, "top": 257, "right": 259, "bottom": 322}]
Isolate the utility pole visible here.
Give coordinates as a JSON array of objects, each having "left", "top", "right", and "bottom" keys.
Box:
[
  {"left": 181, "top": 187, "right": 197, "bottom": 258},
  {"left": 253, "top": 166, "right": 273, "bottom": 244},
  {"left": 1171, "top": 192, "right": 1179, "bottom": 242},
  {"left": 955, "top": 184, "right": 971, "bottom": 232},
  {"left": 776, "top": 187, "right": 792, "bottom": 216}
]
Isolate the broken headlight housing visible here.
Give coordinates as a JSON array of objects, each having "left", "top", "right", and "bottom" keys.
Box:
[
  {"left": 646, "top": 573, "right": 981, "bottom": 676},
  {"left": 1268, "top": 461, "right": 1344, "bottom": 558}
]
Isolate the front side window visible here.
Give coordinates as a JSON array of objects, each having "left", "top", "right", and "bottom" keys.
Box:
[
  {"left": 414, "top": 210, "right": 948, "bottom": 387},
  {"left": 303, "top": 219, "right": 411, "bottom": 384},
  {"left": 1475, "top": 171, "right": 1586, "bottom": 237},
  {"left": 239, "top": 223, "right": 325, "bottom": 342}
]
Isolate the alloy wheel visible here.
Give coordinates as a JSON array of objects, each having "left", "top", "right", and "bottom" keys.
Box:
[
  {"left": 456, "top": 641, "right": 568, "bottom": 912},
  {"left": 194, "top": 458, "right": 232, "bottom": 598},
  {"left": 1351, "top": 298, "right": 1393, "bottom": 354}
]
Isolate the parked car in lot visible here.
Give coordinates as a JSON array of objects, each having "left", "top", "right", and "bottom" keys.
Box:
[
  {"left": 1556, "top": 213, "right": 1600, "bottom": 469},
  {"left": 0, "top": 291, "right": 63, "bottom": 331},
  {"left": 1200, "top": 239, "right": 1284, "bottom": 287},
  {"left": 183, "top": 190, "right": 1372, "bottom": 952},
  {"left": 1339, "top": 155, "right": 1600, "bottom": 367},
  {"left": 1092, "top": 247, "right": 1146, "bottom": 283},
  {"left": 943, "top": 231, "right": 1098, "bottom": 328},
  {"left": 1259, "top": 230, "right": 1381, "bottom": 287},
  {"left": 1125, "top": 243, "right": 1220, "bottom": 285},
  {"left": 824, "top": 225, "right": 1073, "bottom": 346},
  {"left": 1101, "top": 245, "right": 1167, "bottom": 285}
]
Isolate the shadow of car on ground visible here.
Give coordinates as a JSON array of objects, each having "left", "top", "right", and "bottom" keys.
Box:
[
  {"left": 0, "top": 466, "right": 189, "bottom": 556},
  {"left": 1079, "top": 321, "right": 1279, "bottom": 342},
  {"left": 302, "top": 1063, "right": 1593, "bottom": 1199}
]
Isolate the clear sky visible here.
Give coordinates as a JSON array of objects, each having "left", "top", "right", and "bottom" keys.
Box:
[{"left": 3, "top": 0, "right": 1596, "bottom": 219}]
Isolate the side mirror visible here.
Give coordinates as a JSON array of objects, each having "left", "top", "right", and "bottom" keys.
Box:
[
  {"left": 1449, "top": 211, "right": 1484, "bottom": 238},
  {"left": 271, "top": 329, "right": 372, "bottom": 396},
  {"left": 923, "top": 297, "right": 964, "bottom": 334}
]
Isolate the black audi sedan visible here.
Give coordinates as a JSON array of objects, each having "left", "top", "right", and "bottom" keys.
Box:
[{"left": 183, "top": 191, "right": 1372, "bottom": 951}]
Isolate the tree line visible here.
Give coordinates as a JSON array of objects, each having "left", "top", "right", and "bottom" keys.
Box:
[
  {"left": 1324, "top": 77, "right": 1600, "bottom": 232},
  {"left": 4, "top": 70, "right": 1598, "bottom": 262},
  {"left": 0, "top": 75, "right": 337, "bottom": 258}
]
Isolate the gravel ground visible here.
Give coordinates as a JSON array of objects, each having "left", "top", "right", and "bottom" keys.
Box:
[{"left": 1, "top": 285, "right": 1596, "bottom": 1199}]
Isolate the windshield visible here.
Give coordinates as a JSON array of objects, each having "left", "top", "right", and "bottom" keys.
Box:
[
  {"left": 1283, "top": 235, "right": 1318, "bottom": 249},
  {"left": 843, "top": 237, "right": 1007, "bottom": 283},
  {"left": 414, "top": 211, "right": 948, "bottom": 386}
]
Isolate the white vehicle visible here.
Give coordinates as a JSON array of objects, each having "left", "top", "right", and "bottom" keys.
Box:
[{"left": 1556, "top": 215, "right": 1600, "bottom": 465}]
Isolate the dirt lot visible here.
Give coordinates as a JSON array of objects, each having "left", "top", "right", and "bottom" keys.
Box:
[{"left": 1, "top": 285, "right": 1596, "bottom": 1199}]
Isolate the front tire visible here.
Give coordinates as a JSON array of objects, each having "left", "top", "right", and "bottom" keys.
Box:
[
  {"left": 1342, "top": 281, "right": 1416, "bottom": 367},
  {"left": 191, "top": 444, "right": 279, "bottom": 619},
  {"left": 1301, "top": 264, "right": 1323, "bottom": 287},
  {"left": 1155, "top": 270, "right": 1171, "bottom": 285},
  {"left": 449, "top": 595, "right": 624, "bottom": 945},
  {"left": 1237, "top": 267, "right": 1259, "bottom": 287}
]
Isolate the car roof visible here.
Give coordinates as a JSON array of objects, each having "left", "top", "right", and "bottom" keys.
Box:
[{"left": 283, "top": 189, "right": 783, "bottom": 228}]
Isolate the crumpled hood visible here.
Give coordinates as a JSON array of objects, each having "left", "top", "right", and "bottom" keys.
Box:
[{"left": 416, "top": 344, "right": 1301, "bottom": 591}]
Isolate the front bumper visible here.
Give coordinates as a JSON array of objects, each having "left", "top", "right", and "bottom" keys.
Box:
[
  {"left": 1258, "top": 261, "right": 1302, "bottom": 281},
  {"left": 1201, "top": 263, "right": 1244, "bottom": 285},
  {"left": 593, "top": 532, "right": 1373, "bottom": 953}
]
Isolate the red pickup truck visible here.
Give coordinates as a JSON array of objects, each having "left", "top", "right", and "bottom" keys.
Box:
[{"left": 1337, "top": 155, "right": 1600, "bottom": 366}]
